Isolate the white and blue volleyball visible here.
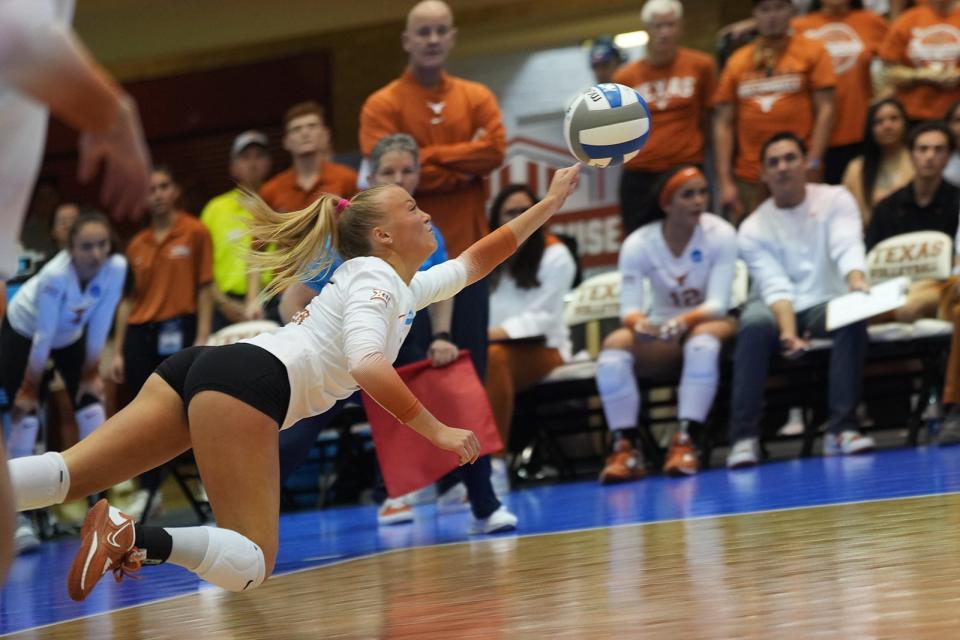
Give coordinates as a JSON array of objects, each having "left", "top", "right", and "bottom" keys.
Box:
[{"left": 563, "top": 83, "right": 652, "bottom": 168}]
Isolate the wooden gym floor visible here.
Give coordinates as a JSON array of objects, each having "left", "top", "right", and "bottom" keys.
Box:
[{"left": 5, "top": 445, "right": 960, "bottom": 638}]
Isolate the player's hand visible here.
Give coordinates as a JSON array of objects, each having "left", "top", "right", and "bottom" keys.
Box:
[
  {"left": 78, "top": 94, "right": 151, "bottom": 222},
  {"left": 11, "top": 385, "right": 38, "bottom": 423},
  {"left": 427, "top": 339, "right": 458, "bottom": 367},
  {"left": 472, "top": 127, "right": 487, "bottom": 142},
  {"left": 780, "top": 333, "right": 811, "bottom": 360},
  {"left": 720, "top": 180, "right": 741, "bottom": 219},
  {"left": 109, "top": 353, "right": 125, "bottom": 385},
  {"left": 242, "top": 301, "right": 265, "bottom": 322},
  {"left": 659, "top": 317, "right": 688, "bottom": 341},
  {"left": 546, "top": 165, "right": 581, "bottom": 209},
  {"left": 632, "top": 318, "right": 659, "bottom": 341},
  {"left": 846, "top": 270, "right": 869, "bottom": 293},
  {"left": 433, "top": 425, "right": 480, "bottom": 465}
]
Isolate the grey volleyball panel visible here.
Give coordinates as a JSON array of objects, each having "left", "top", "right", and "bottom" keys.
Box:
[{"left": 563, "top": 94, "right": 590, "bottom": 163}]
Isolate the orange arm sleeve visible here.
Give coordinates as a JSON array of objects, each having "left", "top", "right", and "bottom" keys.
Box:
[{"left": 456, "top": 226, "right": 518, "bottom": 287}]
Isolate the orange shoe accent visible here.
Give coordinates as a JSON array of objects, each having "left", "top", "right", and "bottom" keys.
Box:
[
  {"left": 67, "top": 499, "right": 144, "bottom": 601},
  {"left": 599, "top": 439, "right": 646, "bottom": 484},
  {"left": 377, "top": 500, "right": 414, "bottom": 526},
  {"left": 663, "top": 433, "right": 699, "bottom": 476}
]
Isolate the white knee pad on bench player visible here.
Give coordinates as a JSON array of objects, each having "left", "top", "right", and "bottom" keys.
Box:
[
  {"left": 74, "top": 401, "right": 106, "bottom": 441},
  {"left": 679, "top": 333, "right": 721, "bottom": 423},
  {"left": 596, "top": 349, "right": 640, "bottom": 431},
  {"left": 195, "top": 527, "right": 266, "bottom": 592}
]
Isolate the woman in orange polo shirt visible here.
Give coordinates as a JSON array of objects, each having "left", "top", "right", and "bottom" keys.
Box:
[{"left": 111, "top": 166, "right": 214, "bottom": 398}]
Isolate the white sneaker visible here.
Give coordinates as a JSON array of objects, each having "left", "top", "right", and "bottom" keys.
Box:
[
  {"left": 823, "top": 431, "right": 875, "bottom": 456},
  {"left": 14, "top": 514, "right": 41, "bottom": 554},
  {"left": 491, "top": 458, "right": 510, "bottom": 497},
  {"left": 777, "top": 407, "right": 805, "bottom": 436},
  {"left": 404, "top": 484, "right": 437, "bottom": 506},
  {"left": 467, "top": 506, "right": 518, "bottom": 535},
  {"left": 436, "top": 483, "right": 469, "bottom": 514},
  {"left": 726, "top": 438, "right": 759, "bottom": 469},
  {"left": 377, "top": 497, "right": 414, "bottom": 526}
]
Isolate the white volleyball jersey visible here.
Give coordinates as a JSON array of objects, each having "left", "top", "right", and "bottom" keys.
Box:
[
  {"left": 7, "top": 251, "right": 126, "bottom": 376},
  {"left": 619, "top": 212, "right": 738, "bottom": 324},
  {"left": 0, "top": 0, "right": 75, "bottom": 280},
  {"left": 489, "top": 241, "right": 576, "bottom": 360},
  {"left": 244, "top": 255, "right": 467, "bottom": 429}
]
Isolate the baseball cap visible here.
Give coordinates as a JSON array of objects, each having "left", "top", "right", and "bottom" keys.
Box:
[
  {"left": 231, "top": 130, "right": 268, "bottom": 158},
  {"left": 589, "top": 37, "right": 624, "bottom": 66}
]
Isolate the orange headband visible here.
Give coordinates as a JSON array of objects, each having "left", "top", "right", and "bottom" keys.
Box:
[{"left": 659, "top": 167, "right": 705, "bottom": 210}]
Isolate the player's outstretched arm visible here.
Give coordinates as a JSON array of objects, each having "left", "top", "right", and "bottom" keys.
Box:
[
  {"left": 0, "top": 9, "right": 149, "bottom": 220},
  {"left": 457, "top": 164, "right": 580, "bottom": 286},
  {"left": 350, "top": 353, "right": 480, "bottom": 465}
]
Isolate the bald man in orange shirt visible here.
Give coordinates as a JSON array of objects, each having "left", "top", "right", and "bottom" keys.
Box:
[{"left": 359, "top": 0, "right": 506, "bottom": 382}]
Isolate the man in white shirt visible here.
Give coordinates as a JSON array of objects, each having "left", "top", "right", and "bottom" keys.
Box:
[{"left": 728, "top": 131, "right": 875, "bottom": 468}]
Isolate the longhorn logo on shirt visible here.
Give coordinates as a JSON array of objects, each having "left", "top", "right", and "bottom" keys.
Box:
[
  {"left": 801, "top": 23, "right": 864, "bottom": 75},
  {"left": 292, "top": 309, "right": 310, "bottom": 325},
  {"left": 675, "top": 273, "right": 688, "bottom": 287},
  {"left": 70, "top": 307, "right": 85, "bottom": 325},
  {"left": 737, "top": 74, "right": 803, "bottom": 113},
  {"left": 370, "top": 289, "right": 392, "bottom": 304},
  {"left": 427, "top": 101, "right": 446, "bottom": 125},
  {"left": 907, "top": 24, "right": 960, "bottom": 70}
]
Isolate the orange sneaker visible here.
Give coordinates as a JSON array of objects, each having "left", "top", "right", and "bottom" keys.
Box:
[
  {"left": 599, "top": 439, "right": 646, "bottom": 484},
  {"left": 663, "top": 433, "right": 699, "bottom": 476},
  {"left": 67, "top": 499, "right": 145, "bottom": 601}
]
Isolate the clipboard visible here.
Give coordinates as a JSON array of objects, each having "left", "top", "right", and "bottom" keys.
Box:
[{"left": 825, "top": 276, "right": 910, "bottom": 331}]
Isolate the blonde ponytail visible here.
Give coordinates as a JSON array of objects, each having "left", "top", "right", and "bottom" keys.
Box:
[{"left": 241, "top": 189, "right": 340, "bottom": 304}]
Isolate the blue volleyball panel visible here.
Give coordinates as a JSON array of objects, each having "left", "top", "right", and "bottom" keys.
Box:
[
  {"left": 596, "top": 84, "right": 622, "bottom": 108},
  {"left": 580, "top": 136, "right": 647, "bottom": 159}
]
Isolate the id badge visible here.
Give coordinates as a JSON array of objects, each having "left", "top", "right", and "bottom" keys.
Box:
[{"left": 157, "top": 320, "right": 184, "bottom": 356}]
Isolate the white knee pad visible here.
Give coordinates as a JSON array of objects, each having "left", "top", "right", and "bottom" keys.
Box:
[
  {"left": 7, "top": 414, "right": 39, "bottom": 459},
  {"left": 9, "top": 451, "right": 71, "bottom": 511},
  {"left": 194, "top": 527, "right": 267, "bottom": 593},
  {"left": 75, "top": 402, "right": 106, "bottom": 441},
  {"left": 596, "top": 349, "right": 640, "bottom": 431},
  {"left": 679, "top": 334, "right": 722, "bottom": 423}
]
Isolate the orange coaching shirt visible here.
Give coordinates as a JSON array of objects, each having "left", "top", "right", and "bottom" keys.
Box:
[
  {"left": 879, "top": 5, "right": 960, "bottom": 122},
  {"left": 614, "top": 48, "right": 717, "bottom": 173},
  {"left": 259, "top": 162, "right": 359, "bottom": 213},
  {"left": 793, "top": 9, "right": 888, "bottom": 147},
  {"left": 126, "top": 212, "right": 213, "bottom": 326},
  {"left": 360, "top": 69, "right": 506, "bottom": 258},
  {"left": 713, "top": 35, "right": 836, "bottom": 183}
]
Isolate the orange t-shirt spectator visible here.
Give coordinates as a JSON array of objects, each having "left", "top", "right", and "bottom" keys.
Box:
[
  {"left": 713, "top": 34, "right": 836, "bottom": 184},
  {"left": 260, "top": 101, "right": 358, "bottom": 213},
  {"left": 878, "top": 2, "right": 960, "bottom": 122},
  {"left": 612, "top": 0, "right": 717, "bottom": 235},
  {"left": 360, "top": 70, "right": 505, "bottom": 258},
  {"left": 793, "top": 6, "right": 888, "bottom": 182},
  {"left": 615, "top": 49, "right": 717, "bottom": 174}
]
